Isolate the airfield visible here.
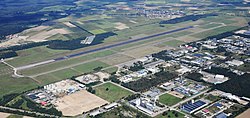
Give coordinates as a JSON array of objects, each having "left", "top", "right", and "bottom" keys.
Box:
[{"left": 0, "top": 14, "right": 247, "bottom": 98}]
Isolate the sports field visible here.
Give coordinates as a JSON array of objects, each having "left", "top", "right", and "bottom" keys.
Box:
[
  {"left": 159, "top": 93, "right": 182, "bottom": 106},
  {"left": 94, "top": 82, "right": 133, "bottom": 102}
]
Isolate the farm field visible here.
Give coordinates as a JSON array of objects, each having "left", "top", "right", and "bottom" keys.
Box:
[
  {"left": 159, "top": 93, "right": 182, "bottom": 106},
  {"left": 55, "top": 90, "right": 108, "bottom": 116},
  {"left": 94, "top": 82, "right": 133, "bottom": 102}
]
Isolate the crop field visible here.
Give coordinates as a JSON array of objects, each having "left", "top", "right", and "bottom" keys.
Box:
[
  {"left": 159, "top": 93, "right": 182, "bottom": 106},
  {"left": 94, "top": 82, "right": 133, "bottom": 102},
  {"left": 90, "top": 29, "right": 107, "bottom": 35},
  {"left": 55, "top": 90, "right": 108, "bottom": 116}
]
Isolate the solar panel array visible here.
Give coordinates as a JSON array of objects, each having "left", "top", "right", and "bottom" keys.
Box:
[{"left": 181, "top": 100, "right": 207, "bottom": 113}]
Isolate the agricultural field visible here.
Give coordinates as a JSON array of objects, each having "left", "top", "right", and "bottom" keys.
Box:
[
  {"left": 55, "top": 90, "right": 108, "bottom": 116},
  {"left": 94, "top": 82, "right": 133, "bottom": 102},
  {"left": 159, "top": 93, "right": 182, "bottom": 106}
]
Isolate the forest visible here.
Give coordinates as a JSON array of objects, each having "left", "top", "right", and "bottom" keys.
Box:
[{"left": 122, "top": 71, "right": 177, "bottom": 92}]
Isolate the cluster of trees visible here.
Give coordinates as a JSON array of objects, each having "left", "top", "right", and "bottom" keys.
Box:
[
  {"left": 214, "top": 73, "right": 250, "bottom": 98},
  {"left": 24, "top": 97, "right": 62, "bottom": 116},
  {"left": 162, "top": 111, "right": 180, "bottom": 118},
  {"left": 0, "top": 93, "right": 19, "bottom": 106},
  {"left": 129, "top": 61, "right": 145, "bottom": 72},
  {"left": 125, "top": 94, "right": 141, "bottom": 101},
  {"left": 185, "top": 72, "right": 204, "bottom": 82},
  {"left": 205, "top": 67, "right": 250, "bottom": 98},
  {"left": 87, "top": 87, "right": 96, "bottom": 94},
  {"left": 152, "top": 50, "right": 173, "bottom": 61},
  {"left": 0, "top": 50, "right": 18, "bottom": 59},
  {"left": 159, "top": 14, "right": 217, "bottom": 24},
  {"left": 47, "top": 32, "right": 116, "bottom": 50},
  {"left": 122, "top": 71, "right": 177, "bottom": 92}
]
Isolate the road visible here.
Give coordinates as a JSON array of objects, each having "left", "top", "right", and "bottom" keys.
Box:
[
  {"left": 150, "top": 88, "right": 211, "bottom": 117},
  {"left": 0, "top": 106, "right": 59, "bottom": 118},
  {"left": 16, "top": 26, "right": 194, "bottom": 71}
]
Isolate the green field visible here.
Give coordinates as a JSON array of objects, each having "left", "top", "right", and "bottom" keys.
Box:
[
  {"left": 20, "top": 50, "right": 115, "bottom": 76},
  {"left": 94, "top": 82, "right": 133, "bottom": 102},
  {"left": 103, "top": 66, "right": 118, "bottom": 74},
  {"left": 72, "top": 60, "right": 110, "bottom": 73},
  {"left": 0, "top": 75, "right": 38, "bottom": 98},
  {"left": 163, "top": 40, "right": 185, "bottom": 47},
  {"left": 33, "top": 61, "right": 109, "bottom": 85},
  {"left": 0, "top": 63, "right": 38, "bottom": 98},
  {"left": 159, "top": 93, "right": 182, "bottom": 106},
  {"left": 191, "top": 26, "right": 240, "bottom": 39},
  {"left": 199, "top": 23, "right": 221, "bottom": 29},
  {"left": 7, "top": 46, "right": 69, "bottom": 67},
  {"left": 90, "top": 29, "right": 107, "bottom": 35},
  {"left": 155, "top": 110, "right": 185, "bottom": 118},
  {"left": 168, "top": 31, "right": 193, "bottom": 38}
]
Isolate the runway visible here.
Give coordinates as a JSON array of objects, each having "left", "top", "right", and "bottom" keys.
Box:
[{"left": 17, "top": 26, "right": 194, "bottom": 70}]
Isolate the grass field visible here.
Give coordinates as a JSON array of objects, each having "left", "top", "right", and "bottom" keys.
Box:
[
  {"left": 90, "top": 29, "right": 107, "bottom": 35},
  {"left": 155, "top": 110, "right": 185, "bottom": 118},
  {"left": 94, "top": 82, "right": 133, "bottom": 102},
  {"left": 20, "top": 50, "right": 115, "bottom": 76},
  {"left": 0, "top": 75, "right": 38, "bottom": 98},
  {"left": 72, "top": 61, "right": 110, "bottom": 73},
  {"left": 7, "top": 46, "right": 69, "bottom": 67},
  {"left": 0, "top": 63, "right": 38, "bottom": 98},
  {"left": 103, "top": 66, "right": 118, "bottom": 74},
  {"left": 33, "top": 61, "right": 110, "bottom": 85},
  {"left": 167, "top": 31, "right": 193, "bottom": 38},
  {"left": 191, "top": 26, "right": 240, "bottom": 39},
  {"left": 159, "top": 93, "right": 182, "bottom": 106},
  {"left": 163, "top": 40, "right": 185, "bottom": 47},
  {"left": 199, "top": 23, "right": 221, "bottom": 29}
]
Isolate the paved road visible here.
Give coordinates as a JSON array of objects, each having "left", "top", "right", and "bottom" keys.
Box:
[
  {"left": 16, "top": 26, "right": 194, "bottom": 71},
  {"left": 0, "top": 106, "right": 59, "bottom": 118}
]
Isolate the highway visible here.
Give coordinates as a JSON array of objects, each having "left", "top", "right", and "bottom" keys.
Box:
[{"left": 16, "top": 26, "right": 194, "bottom": 70}]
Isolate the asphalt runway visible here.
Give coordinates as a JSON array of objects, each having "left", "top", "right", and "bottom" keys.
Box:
[{"left": 17, "top": 26, "right": 193, "bottom": 70}]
